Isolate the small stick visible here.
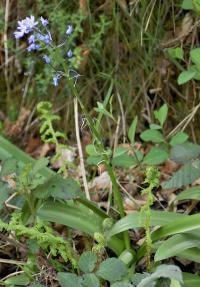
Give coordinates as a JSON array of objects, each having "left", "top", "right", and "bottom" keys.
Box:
[{"left": 74, "top": 98, "right": 90, "bottom": 200}]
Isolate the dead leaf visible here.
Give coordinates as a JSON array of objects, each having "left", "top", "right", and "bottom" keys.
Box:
[{"left": 90, "top": 171, "right": 111, "bottom": 190}]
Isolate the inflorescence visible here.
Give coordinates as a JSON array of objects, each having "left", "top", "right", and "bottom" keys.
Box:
[{"left": 14, "top": 16, "right": 79, "bottom": 86}]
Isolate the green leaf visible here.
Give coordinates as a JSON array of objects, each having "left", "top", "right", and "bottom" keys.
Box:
[
  {"left": 177, "top": 186, "right": 200, "bottom": 201},
  {"left": 37, "top": 200, "right": 125, "bottom": 256},
  {"left": 95, "top": 102, "right": 115, "bottom": 121},
  {"left": 82, "top": 274, "right": 100, "bottom": 287},
  {"left": 4, "top": 274, "right": 30, "bottom": 286},
  {"left": 0, "top": 182, "right": 9, "bottom": 210},
  {"left": 181, "top": 0, "right": 193, "bottom": 10},
  {"left": 169, "top": 132, "right": 189, "bottom": 146},
  {"left": 178, "top": 247, "right": 200, "bottom": 263},
  {"left": 140, "top": 129, "right": 164, "bottom": 143},
  {"left": 96, "top": 258, "right": 128, "bottom": 282},
  {"left": 0, "top": 158, "right": 18, "bottom": 177},
  {"left": 137, "top": 265, "right": 183, "bottom": 287},
  {"left": 170, "top": 142, "right": 200, "bottom": 164},
  {"left": 128, "top": 116, "right": 138, "bottom": 145},
  {"left": 167, "top": 47, "right": 184, "bottom": 60},
  {"left": 111, "top": 283, "right": 133, "bottom": 287},
  {"left": 112, "top": 150, "right": 143, "bottom": 168},
  {"left": 107, "top": 210, "right": 185, "bottom": 238},
  {"left": 191, "top": 48, "right": 200, "bottom": 66},
  {"left": 79, "top": 251, "right": 97, "bottom": 273},
  {"left": 183, "top": 272, "right": 200, "bottom": 287},
  {"left": 34, "top": 175, "right": 81, "bottom": 200},
  {"left": 154, "top": 233, "right": 200, "bottom": 261},
  {"left": 143, "top": 147, "right": 169, "bottom": 165},
  {"left": 161, "top": 159, "right": 200, "bottom": 189},
  {"left": 57, "top": 272, "right": 82, "bottom": 287},
  {"left": 86, "top": 156, "right": 102, "bottom": 165},
  {"left": 151, "top": 213, "right": 200, "bottom": 242},
  {"left": 86, "top": 145, "right": 99, "bottom": 156},
  {"left": 177, "top": 70, "right": 195, "bottom": 85},
  {"left": 154, "top": 104, "right": 168, "bottom": 127},
  {"left": 193, "top": 0, "right": 200, "bottom": 11},
  {"left": 31, "top": 157, "right": 49, "bottom": 177},
  {"left": 149, "top": 124, "right": 162, "bottom": 130}
]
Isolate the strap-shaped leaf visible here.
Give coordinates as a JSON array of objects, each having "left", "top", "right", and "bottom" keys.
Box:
[{"left": 155, "top": 233, "right": 200, "bottom": 261}]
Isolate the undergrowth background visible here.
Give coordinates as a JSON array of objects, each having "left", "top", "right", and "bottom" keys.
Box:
[
  {"left": 1, "top": 0, "right": 199, "bottom": 142},
  {"left": 2, "top": 0, "right": 200, "bottom": 286}
]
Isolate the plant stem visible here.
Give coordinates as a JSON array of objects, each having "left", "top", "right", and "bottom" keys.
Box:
[{"left": 69, "top": 80, "right": 132, "bottom": 251}]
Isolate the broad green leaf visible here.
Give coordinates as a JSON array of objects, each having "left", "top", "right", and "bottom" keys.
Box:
[
  {"left": 143, "top": 147, "right": 169, "bottom": 165},
  {"left": 30, "top": 157, "right": 49, "bottom": 177},
  {"left": 0, "top": 136, "right": 109, "bottom": 227},
  {"left": 183, "top": 272, "right": 200, "bottom": 287},
  {"left": 0, "top": 158, "right": 18, "bottom": 177},
  {"left": 167, "top": 47, "right": 184, "bottom": 60},
  {"left": 112, "top": 150, "right": 143, "bottom": 168},
  {"left": 86, "top": 155, "right": 102, "bottom": 165},
  {"left": 140, "top": 129, "right": 164, "bottom": 143},
  {"left": 34, "top": 175, "right": 81, "bottom": 200},
  {"left": 86, "top": 144, "right": 99, "bottom": 156},
  {"left": 4, "top": 274, "right": 30, "bottom": 286},
  {"left": 193, "top": 0, "right": 200, "bottom": 11},
  {"left": 57, "top": 273, "right": 82, "bottom": 287},
  {"left": 170, "top": 142, "right": 200, "bottom": 164},
  {"left": 154, "top": 104, "right": 168, "bottom": 127},
  {"left": 113, "top": 146, "right": 128, "bottom": 157},
  {"left": 107, "top": 210, "right": 185, "bottom": 238},
  {"left": 181, "top": 0, "right": 193, "bottom": 9},
  {"left": 82, "top": 274, "right": 100, "bottom": 287},
  {"left": 154, "top": 233, "right": 200, "bottom": 261},
  {"left": 137, "top": 265, "right": 183, "bottom": 287},
  {"left": 177, "top": 186, "right": 200, "bottom": 201},
  {"left": 169, "top": 132, "right": 189, "bottom": 146},
  {"left": 149, "top": 124, "right": 162, "bottom": 130},
  {"left": 191, "top": 48, "right": 200, "bottom": 66},
  {"left": 152, "top": 213, "right": 200, "bottom": 242},
  {"left": 111, "top": 283, "right": 133, "bottom": 287},
  {"left": 161, "top": 159, "right": 200, "bottom": 189},
  {"left": 128, "top": 116, "right": 138, "bottom": 145},
  {"left": 177, "top": 247, "right": 200, "bottom": 263},
  {"left": 79, "top": 251, "right": 97, "bottom": 273},
  {"left": 177, "top": 70, "right": 195, "bottom": 85},
  {"left": 170, "top": 279, "right": 182, "bottom": 287},
  {"left": 96, "top": 258, "right": 128, "bottom": 282},
  {"left": 131, "top": 273, "right": 150, "bottom": 286},
  {"left": 37, "top": 200, "right": 125, "bottom": 255}
]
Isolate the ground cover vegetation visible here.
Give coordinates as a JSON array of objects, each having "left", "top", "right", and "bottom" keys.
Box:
[{"left": 1, "top": 0, "right": 200, "bottom": 286}]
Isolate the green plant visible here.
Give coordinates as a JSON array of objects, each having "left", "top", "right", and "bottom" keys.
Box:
[{"left": 140, "top": 167, "right": 160, "bottom": 272}]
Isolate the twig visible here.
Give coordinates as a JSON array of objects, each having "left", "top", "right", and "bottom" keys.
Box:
[
  {"left": 74, "top": 98, "right": 90, "bottom": 200},
  {"left": 116, "top": 92, "right": 126, "bottom": 143}
]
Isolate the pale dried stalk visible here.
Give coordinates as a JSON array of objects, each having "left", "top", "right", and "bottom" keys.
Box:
[{"left": 74, "top": 98, "right": 90, "bottom": 200}]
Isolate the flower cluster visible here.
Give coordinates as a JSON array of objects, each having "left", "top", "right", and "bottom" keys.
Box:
[{"left": 14, "top": 15, "right": 75, "bottom": 86}]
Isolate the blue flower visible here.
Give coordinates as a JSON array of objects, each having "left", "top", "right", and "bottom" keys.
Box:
[
  {"left": 27, "top": 43, "right": 40, "bottom": 52},
  {"left": 66, "top": 25, "right": 73, "bottom": 36},
  {"left": 36, "top": 33, "right": 51, "bottom": 45},
  {"left": 28, "top": 34, "right": 35, "bottom": 44},
  {"left": 53, "top": 74, "right": 61, "bottom": 86},
  {"left": 67, "top": 49, "right": 73, "bottom": 58},
  {"left": 42, "top": 55, "right": 51, "bottom": 64},
  {"left": 40, "top": 16, "right": 48, "bottom": 27},
  {"left": 14, "top": 16, "right": 38, "bottom": 38},
  {"left": 14, "top": 30, "right": 24, "bottom": 39}
]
